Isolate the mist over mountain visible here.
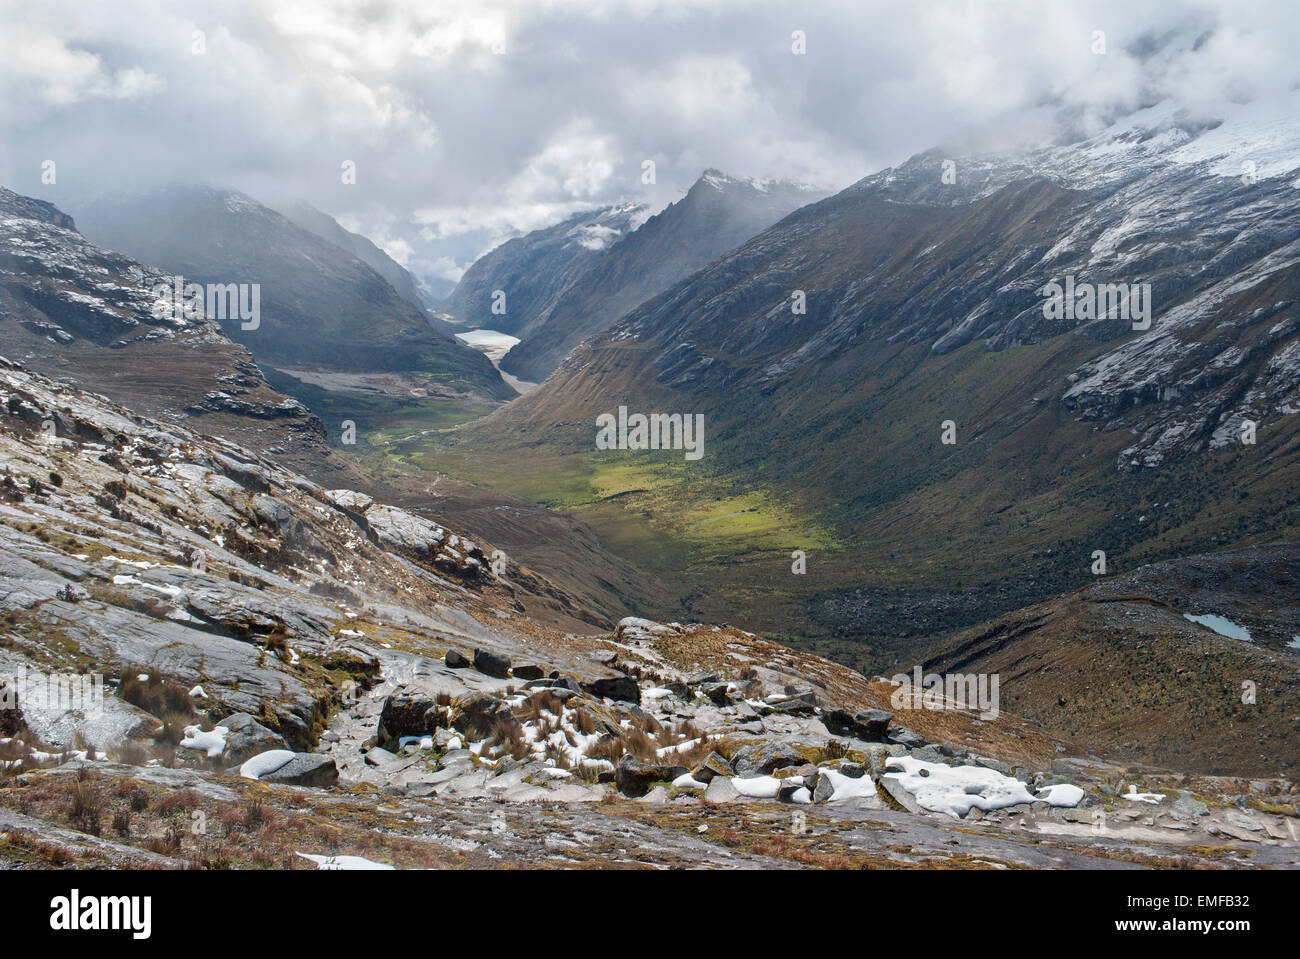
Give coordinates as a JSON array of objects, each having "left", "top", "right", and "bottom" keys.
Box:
[
  {"left": 273, "top": 199, "right": 432, "bottom": 316},
  {"left": 70, "top": 187, "right": 512, "bottom": 405},
  {"left": 0, "top": 187, "right": 326, "bottom": 463}
]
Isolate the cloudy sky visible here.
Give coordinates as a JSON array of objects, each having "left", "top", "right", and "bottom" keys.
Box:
[{"left": 2, "top": 0, "right": 1297, "bottom": 299}]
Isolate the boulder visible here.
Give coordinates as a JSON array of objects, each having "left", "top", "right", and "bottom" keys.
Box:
[
  {"left": 879, "top": 774, "right": 925, "bottom": 814},
  {"left": 823, "top": 707, "right": 892, "bottom": 741},
  {"left": 218, "top": 712, "right": 288, "bottom": 761},
  {"left": 583, "top": 676, "right": 641, "bottom": 704},
  {"left": 703, "top": 775, "right": 741, "bottom": 804},
  {"left": 511, "top": 664, "right": 544, "bottom": 681},
  {"left": 973, "top": 755, "right": 1012, "bottom": 776},
  {"left": 364, "top": 747, "right": 398, "bottom": 766},
  {"left": 692, "top": 752, "right": 734, "bottom": 783},
  {"left": 377, "top": 686, "right": 442, "bottom": 742},
  {"left": 777, "top": 780, "right": 806, "bottom": 803},
  {"left": 455, "top": 691, "right": 515, "bottom": 740},
  {"left": 811, "top": 771, "right": 837, "bottom": 803},
  {"left": 887, "top": 726, "right": 927, "bottom": 749},
  {"left": 910, "top": 745, "right": 945, "bottom": 764},
  {"left": 444, "top": 649, "right": 470, "bottom": 669},
  {"left": 1171, "top": 791, "right": 1211, "bottom": 820},
  {"left": 473, "top": 648, "right": 511, "bottom": 678},
  {"left": 614, "top": 754, "right": 687, "bottom": 797},
  {"left": 731, "top": 741, "right": 807, "bottom": 777},
  {"left": 261, "top": 753, "right": 339, "bottom": 788},
  {"left": 699, "top": 682, "right": 732, "bottom": 706},
  {"left": 768, "top": 692, "right": 819, "bottom": 715}
]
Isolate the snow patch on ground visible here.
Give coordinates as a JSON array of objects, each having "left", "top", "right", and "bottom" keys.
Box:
[
  {"left": 884, "top": 757, "right": 1055, "bottom": 818},
  {"left": 239, "top": 749, "right": 295, "bottom": 780}
]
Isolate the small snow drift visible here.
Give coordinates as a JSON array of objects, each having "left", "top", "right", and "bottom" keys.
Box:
[
  {"left": 883, "top": 756, "right": 1082, "bottom": 819},
  {"left": 239, "top": 749, "right": 295, "bottom": 780}
]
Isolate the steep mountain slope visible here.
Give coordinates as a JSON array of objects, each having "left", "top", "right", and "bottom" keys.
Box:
[
  {"left": 0, "top": 187, "right": 325, "bottom": 463},
  {"left": 500, "top": 171, "right": 824, "bottom": 383},
  {"left": 274, "top": 199, "right": 430, "bottom": 315},
  {"left": 441, "top": 203, "right": 648, "bottom": 335},
  {"left": 71, "top": 187, "right": 512, "bottom": 404},
  {"left": 922, "top": 545, "right": 1300, "bottom": 778},
  {"left": 437, "top": 100, "right": 1300, "bottom": 663}
]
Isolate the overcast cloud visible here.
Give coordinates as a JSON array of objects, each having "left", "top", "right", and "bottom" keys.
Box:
[{"left": 2, "top": 0, "right": 1298, "bottom": 297}]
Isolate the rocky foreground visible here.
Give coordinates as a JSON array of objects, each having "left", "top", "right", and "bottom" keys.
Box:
[{"left": 0, "top": 357, "right": 1296, "bottom": 869}]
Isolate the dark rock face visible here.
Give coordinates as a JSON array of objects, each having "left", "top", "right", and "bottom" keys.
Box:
[
  {"left": 473, "top": 649, "right": 511, "bottom": 678},
  {"left": 445, "top": 649, "right": 470, "bottom": 669},
  {"left": 583, "top": 676, "right": 641, "bottom": 704},
  {"left": 378, "top": 687, "right": 442, "bottom": 742},
  {"left": 0, "top": 680, "right": 25, "bottom": 737},
  {"left": 443, "top": 204, "right": 649, "bottom": 336},
  {"left": 0, "top": 187, "right": 326, "bottom": 459},
  {"left": 824, "top": 707, "right": 892, "bottom": 741},
  {"left": 274, "top": 199, "right": 429, "bottom": 314},
  {"left": 500, "top": 171, "right": 824, "bottom": 382},
  {"left": 511, "top": 664, "right": 544, "bottom": 681}
]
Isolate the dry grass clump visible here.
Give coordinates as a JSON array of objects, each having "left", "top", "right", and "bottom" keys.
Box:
[
  {"left": 119, "top": 668, "right": 194, "bottom": 719},
  {"left": 586, "top": 735, "right": 625, "bottom": 763},
  {"left": 516, "top": 690, "right": 564, "bottom": 724},
  {"left": 486, "top": 716, "right": 531, "bottom": 760},
  {"left": 68, "top": 773, "right": 104, "bottom": 836},
  {"left": 571, "top": 707, "right": 598, "bottom": 735}
]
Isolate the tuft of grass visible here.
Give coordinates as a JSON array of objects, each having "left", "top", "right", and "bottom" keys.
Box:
[
  {"left": 119, "top": 668, "right": 194, "bottom": 719},
  {"left": 68, "top": 777, "right": 103, "bottom": 836}
]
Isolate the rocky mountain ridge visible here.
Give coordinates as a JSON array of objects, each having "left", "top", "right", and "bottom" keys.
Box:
[{"left": 0, "top": 187, "right": 326, "bottom": 463}]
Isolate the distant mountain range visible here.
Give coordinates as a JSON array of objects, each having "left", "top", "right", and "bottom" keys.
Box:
[
  {"left": 440, "top": 170, "right": 824, "bottom": 383},
  {"left": 442, "top": 202, "right": 649, "bottom": 340},
  {"left": 498, "top": 170, "right": 826, "bottom": 383}
]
